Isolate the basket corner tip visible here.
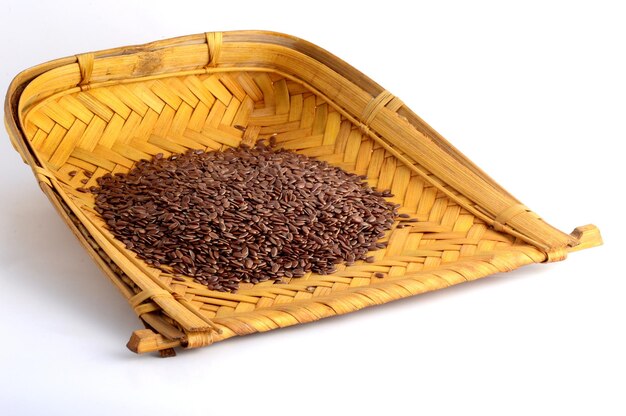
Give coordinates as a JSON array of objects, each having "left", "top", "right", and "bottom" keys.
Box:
[
  {"left": 126, "top": 329, "right": 180, "bottom": 357},
  {"left": 569, "top": 224, "right": 603, "bottom": 253}
]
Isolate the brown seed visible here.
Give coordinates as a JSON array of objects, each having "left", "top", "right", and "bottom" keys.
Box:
[
  {"left": 68, "top": 170, "right": 78, "bottom": 177},
  {"left": 374, "top": 272, "right": 385, "bottom": 278},
  {"left": 90, "top": 143, "right": 399, "bottom": 292}
]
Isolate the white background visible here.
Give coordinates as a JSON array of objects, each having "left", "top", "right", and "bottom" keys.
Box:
[{"left": 1, "top": 1, "right": 624, "bottom": 415}]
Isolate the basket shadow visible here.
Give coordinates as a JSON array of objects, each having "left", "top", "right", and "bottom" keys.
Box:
[
  {"left": 0, "top": 185, "right": 138, "bottom": 340},
  {"left": 184, "top": 262, "right": 554, "bottom": 358}
]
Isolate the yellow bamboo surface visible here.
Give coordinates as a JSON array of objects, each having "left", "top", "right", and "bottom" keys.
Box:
[{"left": 4, "top": 31, "right": 601, "bottom": 355}]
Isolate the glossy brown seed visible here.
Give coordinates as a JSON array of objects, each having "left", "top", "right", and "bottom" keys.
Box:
[
  {"left": 90, "top": 142, "right": 399, "bottom": 292},
  {"left": 374, "top": 272, "right": 385, "bottom": 278}
]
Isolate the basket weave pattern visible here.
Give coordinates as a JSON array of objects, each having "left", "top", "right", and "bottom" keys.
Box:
[{"left": 5, "top": 32, "right": 601, "bottom": 354}]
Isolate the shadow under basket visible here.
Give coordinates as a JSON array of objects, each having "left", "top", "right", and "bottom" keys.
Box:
[{"left": 4, "top": 31, "right": 602, "bottom": 356}]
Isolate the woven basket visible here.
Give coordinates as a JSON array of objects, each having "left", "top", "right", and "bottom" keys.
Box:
[{"left": 4, "top": 31, "right": 602, "bottom": 356}]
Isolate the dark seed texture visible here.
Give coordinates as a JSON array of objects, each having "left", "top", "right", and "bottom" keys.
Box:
[{"left": 91, "top": 142, "right": 398, "bottom": 292}]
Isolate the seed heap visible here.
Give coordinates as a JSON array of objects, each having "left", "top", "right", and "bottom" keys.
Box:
[{"left": 91, "top": 142, "right": 398, "bottom": 292}]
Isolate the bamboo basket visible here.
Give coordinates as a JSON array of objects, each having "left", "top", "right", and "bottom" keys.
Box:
[{"left": 4, "top": 31, "right": 602, "bottom": 356}]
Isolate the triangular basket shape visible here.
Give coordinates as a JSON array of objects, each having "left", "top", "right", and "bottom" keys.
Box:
[{"left": 4, "top": 31, "right": 602, "bottom": 356}]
